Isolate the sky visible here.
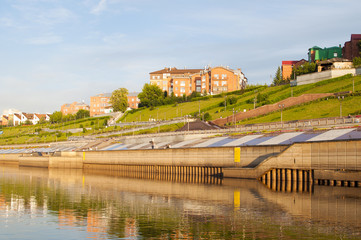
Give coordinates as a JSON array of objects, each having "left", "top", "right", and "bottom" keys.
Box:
[{"left": 1, "top": 0, "right": 360, "bottom": 114}]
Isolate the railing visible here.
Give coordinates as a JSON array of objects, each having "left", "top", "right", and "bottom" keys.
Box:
[{"left": 116, "top": 116, "right": 360, "bottom": 140}]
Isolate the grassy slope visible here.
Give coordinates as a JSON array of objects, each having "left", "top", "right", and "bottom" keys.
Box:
[
  {"left": 1, "top": 75, "right": 361, "bottom": 146},
  {"left": 240, "top": 95, "right": 361, "bottom": 124}
]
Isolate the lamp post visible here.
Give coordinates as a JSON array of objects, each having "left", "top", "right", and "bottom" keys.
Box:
[
  {"left": 338, "top": 96, "right": 344, "bottom": 118},
  {"left": 278, "top": 104, "right": 285, "bottom": 127},
  {"left": 233, "top": 108, "right": 236, "bottom": 128}
]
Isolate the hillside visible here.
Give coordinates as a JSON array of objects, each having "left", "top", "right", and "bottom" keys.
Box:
[
  {"left": 121, "top": 74, "right": 361, "bottom": 123},
  {"left": 1, "top": 74, "right": 360, "bottom": 146}
]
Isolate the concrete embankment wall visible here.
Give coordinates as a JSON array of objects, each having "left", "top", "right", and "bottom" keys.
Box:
[
  {"left": 224, "top": 140, "right": 361, "bottom": 179},
  {"left": 1, "top": 153, "right": 20, "bottom": 165},
  {"left": 2, "top": 140, "right": 361, "bottom": 182}
]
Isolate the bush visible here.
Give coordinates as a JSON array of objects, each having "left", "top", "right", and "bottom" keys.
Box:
[
  {"left": 203, "top": 112, "right": 212, "bottom": 121},
  {"left": 353, "top": 57, "right": 361, "bottom": 68}
]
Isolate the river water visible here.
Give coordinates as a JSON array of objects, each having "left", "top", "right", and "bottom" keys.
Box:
[{"left": 0, "top": 166, "right": 360, "bottom": 239}]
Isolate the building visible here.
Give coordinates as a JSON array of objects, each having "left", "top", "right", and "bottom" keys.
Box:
[
  {"left": 281, "top": 59, "right": 307, "bottom": 80},
  {"left": 1, "top": 115, "right": 9, "bottom": 126},
  {"left": 149, "top": 66, "right": 247, "bottom": 96},
  {"left": 61, "top": 102, "right": 90, "bottom": 115},
  {"left": 342, "top": 34, "right": 361, "bottom": 60},
  {"left": 308, "top": 46, "right": 343, "bottom": 62},
  {"left": 90, "top": 92, "right": 139, "bottom": 116},
  {"left": 90, "top": 93, "right": 112, "bottom": 116},
  {"left": 127, "top": 92, "right": 140, "bottom": 109}
]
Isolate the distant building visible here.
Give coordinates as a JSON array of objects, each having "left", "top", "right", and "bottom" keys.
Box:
[
  {"left": 1, "top": 115, "right": 9, "bottom": 126},
  {"left": 342, "top": 34, "right": 361, "bottom": 60},
  {"left": 90, "top": 93, "right": 112, "bottom": 116},
  {"left": 90, "top": 92, "right": 139, "bottom": 116},
  {"left": 149, "top": 66, "right": 247, "bottom": 97},
  {"left": 127, "top": 92, "right": 140, "bottom": 109},
  {"left": 61, "top": 102, "right": 90, "bottom": 115},
  {"left": 308, "top": 45, "right": 343, "bottom": 62},
  {"left": 281, "top": 59, "right": 307, "bottom": 80}
]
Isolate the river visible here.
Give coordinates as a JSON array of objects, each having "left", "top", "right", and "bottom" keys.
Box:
[{"left": 0, "top": 166, "right": 360, "bottom": 239}]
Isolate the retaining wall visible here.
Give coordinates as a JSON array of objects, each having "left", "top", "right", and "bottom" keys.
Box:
[{"left": 224, "top": 140, "right": 361, "bottom": 179}]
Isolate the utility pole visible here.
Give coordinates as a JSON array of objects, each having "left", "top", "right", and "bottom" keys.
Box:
[
  {"left": 278, "top": 104, "right": 285, "bottom": 127},
  {"left": 198, "top": 101, "right": 200, "bottom": 118},
  {"left": 338, "top": 96, "right": 344, "bottom": 117}
]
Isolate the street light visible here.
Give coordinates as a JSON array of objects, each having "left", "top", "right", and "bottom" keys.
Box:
[
  {"left": 278, "top": 104, "right": 285, "bottom": 127},
  {"left": 338, "top": 96, "right": 344, "bottom": 118}
]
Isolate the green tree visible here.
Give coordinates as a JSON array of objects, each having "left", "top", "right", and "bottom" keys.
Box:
[
  {"left": 38, "top": 117, "right": 46, "bottom": 125},
  {"left": 272, "top": 66, "right": 282, "bottom": 85},
  {"left": 75, "top": 109, "right": 90, "bottom": 119},
  {"left": 24, "top": 119, "right": 32, "bottom": 125},
  {"left": 110, "top": 88, "right": 129, "bottom": 112},
  {"left": 353, "top": 57, "right": 361, "bottom": 68},
  {"left": 138, "top": 83, "right": 164, "bottom": 107},
  {"left": 50, "top": 111, "right": 63, "bottom": 123}
]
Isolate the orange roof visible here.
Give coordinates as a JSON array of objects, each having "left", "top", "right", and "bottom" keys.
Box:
[{"left": 150, "top": 67, "right": 202, "bottom": 75}]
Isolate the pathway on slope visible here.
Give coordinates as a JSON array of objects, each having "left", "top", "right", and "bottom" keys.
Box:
[{"left": 212, "top": 93, "right": 333, "bottom": 126}]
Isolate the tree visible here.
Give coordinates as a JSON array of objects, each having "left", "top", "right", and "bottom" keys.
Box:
[
  {"left": 50, "top": 111, "right": 63, "bottom": 123},
  {"left": 272, "top": 66, "right": 283, "bottom": 85},
  {"left": 353, "top": 57, "right": 361, "bottom": 68},
  {"left": 38, "top": 117, "right": 46, "bottom": 125},
  {"left": 138, "top": 83, "right": 164, "bottom": 107},
  {"left": 110, "top": 88, "right": 128, "bottom": 112},
  {"left": 75, "top": 109, "right": 90, "bottom": 119}
]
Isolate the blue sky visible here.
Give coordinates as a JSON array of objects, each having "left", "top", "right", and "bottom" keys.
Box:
[{"left": 1, "top": 0, "right": 360, "bottom": 114}]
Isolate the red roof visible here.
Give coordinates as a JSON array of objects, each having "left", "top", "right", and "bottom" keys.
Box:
[
  {"left": 351, "top": 34, "right": 361, "bottom": 41},
  {"left": 282, "top": 61, "right": 299, "bottom": 65}
]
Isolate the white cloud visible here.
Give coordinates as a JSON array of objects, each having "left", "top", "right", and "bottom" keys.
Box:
[
  {"left": 91, "top": 0, "right": 107, "bottom": 14},
  {"left": 0, "top": 17, "right": 14, "bottom": 27},
  {"left": 25, "top": 33, "right": 62, "bottom": 45}
]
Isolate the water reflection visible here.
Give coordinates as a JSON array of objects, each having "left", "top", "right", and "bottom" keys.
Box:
[{"left": 0, "top": 166, "right": 360, "bottom": 239}]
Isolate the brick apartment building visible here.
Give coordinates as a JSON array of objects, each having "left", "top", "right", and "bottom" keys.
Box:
[
  {"left": 149, "top": 66, "right": 247, "bottom": 97},
  {"left": 128, "top": 92, "right": 140, "bottom": 109},
  {"left": 281, "top": 59, "right": 307, "bottom": 80},
  {"left": 61, "top": 102, "right": 90, "bottom": 115},
  {"left": 90, "top": 92, "right": 140, "bottom": 116},
  {"left": 342, "top": 34, "right": 361, "bottom": 60},
  {"left": 90, "top": 93, "right": 112, "bottom": 116}
]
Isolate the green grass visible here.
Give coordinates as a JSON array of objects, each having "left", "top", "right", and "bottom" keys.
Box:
[
  {"left": 240, "top": 94, "right": 361, "bottom": 124},
  {"left": 2, "top": 74, "right": 361, "bottom": 146}
]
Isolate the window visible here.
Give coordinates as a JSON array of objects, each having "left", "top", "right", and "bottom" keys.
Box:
[
  {"left": 157, "top": 76, "right": 160, "bottom": 79},
  {"left": 157, "top": 81, "right": 160, "bottom": 85},
  {"left": 334, "top": 52, "right": 338, "bottom": 57},
  {"left": 132, "top": 99, "right": 134, "bottom": 102},
  {"left": 189, "top": 90, "right": 192, "bottom": 93},
  {"left": 175, "top": 87, "right": 178, "bottom": 91},
  {"left": 214, "top": 74, "right": 219, "bottom": 79},
  {"left": 163, "top": 81, "right": 167, "bottom": 85},
  {"left": 152, "top": 76, "right": 155, "bottom": 79},
  {"left": 222, "top": 74, "right": 227, "bottom": 79},
  {"left": 196, "top": 80, "right": 201, "bottom": 85},
  {"left": 202, "top": 76, "right": 206, "bottom": 81},
  {"left": 175, "top": 80, "right": 178, "bottom": 84},
  {"left": 202, "top": 83, "right": 206, "bottom": 87},
  {"left": 214, "top": 81, "right": 219, "bottom": 86},
  {"left": 214, "top": 87, "right": 218, "bottom": 91},
  {"left": 180, "top": 87, "right": 185, "bottom": 93},
  {"left": 180, "top": 81, "right": 185, "bottom": 86},
  {"left": 163, "top": 86, "right": 167, "bottom": 91},
  {"left": 222, "top": 81, "right": 227, "bottom": 86},
  {"left": 196, "top": 87, "right": 201, "bottom": 92}
]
